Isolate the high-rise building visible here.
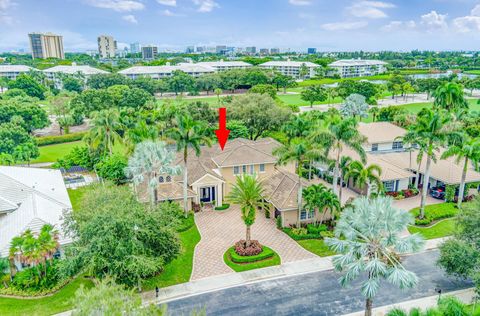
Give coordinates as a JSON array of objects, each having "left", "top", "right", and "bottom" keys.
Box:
[
  {"left": 270, "top": 48, "right": 280, "bottom": 54},
  {"left": 259, "top": 48, "right": 269, "bottom": 55},
  {"left": 28, "top": 32, "right": 65, "bottom": 59},
  {"left": 186, "top": 46, "right": 195, "bottom": 53},
  {"left": 196, "top": 46, "right": 205, "bottom": 53},
  {"left": 245, "top": 46, "right": 256, "bottom": 54},
  {"left": 142, "top": 45, "right": 158, "bottom": 59},
  {"left": 97, "top": 35, "right": 116, "bottom": 59},
  {"left": 130, "top": 42, "right": 141, "bottom": 54},
  {"left": 307, "top": 48, "right": 317, "bottom": 54},
  {"left": 216, "top": 45, "right": 227, "bottom": 54}
]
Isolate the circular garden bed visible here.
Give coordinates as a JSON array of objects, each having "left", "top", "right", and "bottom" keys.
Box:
[{"left": 223, "top": 241, "right": 280, "bottom": 272}]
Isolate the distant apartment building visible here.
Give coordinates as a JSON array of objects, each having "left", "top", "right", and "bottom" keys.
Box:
[
  {"left": 307, "top": 48, "right": 317, "bottom": 55},
  {"left": 186, "top": 46, "right": 195, "bottom": 53},
  {"left": 97, "top": 35, "right": 116, "bottom": 59},
  {"left": 328, "top": 59, "right": 388, "bottom": 78},
  {"left": 245, "top": 46, "right": 256, "bottom": 54},
  {"left": 0, "top": 65, "right": 35, "bottom": 88},
  {"left": 28, "top": 33, "right": 65, "bottom": 59},
  {"left": 196, "top": 46, "right": 205, "bottom": 53},
  {"left": 179, "top": 60, "right": 252, "bottom": 72},
  {"left": 259, "top": 48, "right": 269, "bottom": 55},
  {"left": 118, "top": 64, "right": 215, "bottom": 80},
  {"left": 43, "top": 63, "right": 109, "bottom": 88},
  {"left": 216, "top": 45, "right": 227, "bottom": 54},
  {"left": 259, "top": 59, "right": 320, "bottom": 79},
  {"left": 130, "top": 42, "right": 141, "bottom": 54},
  {"left": 142, "top": 45, "right": 158, "bottom": 59},
  {"left": 270, "top": 48, "right": 280, "bottom": 54}
]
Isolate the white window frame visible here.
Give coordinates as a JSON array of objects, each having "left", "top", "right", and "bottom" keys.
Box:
[
  {"left": 392, "top": 141, "right": 403, "bottom": 150},
  {"left": 233, "top": 166, "right": 239, "bottom": 175},
  {"left": 300, "top": 208, "right": 315, "bottom": 220},
  {"left": 259, "top": 164, "right": 265, "bottom": 173},
  {"left": 384, "top": 180, "right": 395, "bottom": 192}
]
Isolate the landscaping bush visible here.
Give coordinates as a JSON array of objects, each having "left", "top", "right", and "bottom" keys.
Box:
[
  {"left": 228, "top": 246, "right": 275, "bottom": 263},
  {"left": 36, "top": 132, "right": 86, "bottom": 146},
  {"left": 291, "top": 227, "right": 308, "bottom": 236},
  {"left": 214, "top": 203, "right": 230, "bottom": 211},
  {"left": 10, "top": 261, "right": 62, "bottom": 292},
  {"left": 95, "top": 154, "right": 128, "bottom": 185},
  {"left": 320, "top": 231, "right": 334, "bottom": 238},
  {"left": 276, "top": 216, "right": 282, "bottom": 229},
  {"left": 410, "top": 203, "right": 459, "bottom": 226},
  {"left": 234, "top": 240, "right": 262, "bottom": 256},
  {"left": 307, "top": 223, "right": 327, "bottom": 235},
  {"left": 282, "top": 227, "right": 322, "bottom": 240}
]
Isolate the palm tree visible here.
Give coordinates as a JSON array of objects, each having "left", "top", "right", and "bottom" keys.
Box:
[
  {"left": 329, "top": 156, "right": 352, "bottom": 204},
  {"left": 37, "top": 224, "right": 60, "bottom": 279},
  {"left": 433, "top": 82, "right": 468, "bottom": 112},
  {"left": 86, "top": 109, "right": 124, "bottom": 155},
  {"left": 310, "top": 117, "right": 366, "bottom": 197},
  {"left": 303, "top": 184, "right": 341, "bottom": 225},
  {"left": 227, "top": 175, "right": 267, "bottom": 247},
  {"left": 325, "top": 196, "right": 425, "bottom": 316},
  {"left": 441, "top": 135, "right": 480, "bottom": 208},
  {"left": 8, "top": 236, "right": 23, "bottom": 279},
  {"left": 344, "top": 160, "right": 382, "bottom": 197},
  {"left": 368, "top": 106, "right": 380, "bottom": 122},
  {"left": 124, "top": 141, "right": 182, "bottom": 209},
  {"left": 126, "top": 120, "right": 159, "bottom": 153},
  {"left": 169, "top": 114, "right": 211, "bottom": 217},
  {"left": 400, "top": 109, "right": 459, "bottom": 218}
]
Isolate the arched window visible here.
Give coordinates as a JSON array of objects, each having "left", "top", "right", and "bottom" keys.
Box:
[
  {"left": 166, "top": 175, "right": 172, "bottom": 182},
  {"left": 159, "top": 176, "right": 165, "bottom": 183}
]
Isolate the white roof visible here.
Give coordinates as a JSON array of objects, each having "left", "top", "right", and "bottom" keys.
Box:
[
  {"left": 259, "top": 61, "right": 320, "bottom": 68},
  {"left": 119, "top": 64, "right": 215, "bottom": 75},
  {"left": 0, "top": 167, "right": 72, "bottom": 257},
  {"left": 329, "top": 59, "right": 387, "bottom": 67},
  {"left": 194, "top": 61, "right": 252, "bottom": 68},
  {"left": 0, "top": 65, "right": 35, "bottom": 73},
  {"left": 43, "top": 65, "right": 109, "bottom": 75}
]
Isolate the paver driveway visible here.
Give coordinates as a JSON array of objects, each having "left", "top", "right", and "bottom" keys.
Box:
[{"left": 191, "top": 205, "right": 317, "bottom": 280}]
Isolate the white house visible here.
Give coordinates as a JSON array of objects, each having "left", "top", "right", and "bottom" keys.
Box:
[
  {"left": 258, "top": 60, "right": 320, "bottom": 79},
  {"left": 328, "top": 59, "right": 387, "bottom": 78},
  {"left": 0, "top": 65, "right": 35, "bottom": 81},
  {"left": 118, "top": 64, "right": 215, "bottom": 80},
  {"left": 0, "top": 166, "right": 72, "bottom": 258}
]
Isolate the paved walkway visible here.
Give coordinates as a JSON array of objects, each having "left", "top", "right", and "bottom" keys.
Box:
[
  {"left": 190, "top": 205, "right": 316, "bottom": 280},
  {"left": 392, "top": 194, "right": 444, "bottom": 211}
]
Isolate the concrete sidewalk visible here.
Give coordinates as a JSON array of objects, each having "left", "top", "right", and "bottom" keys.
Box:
[
  {"left": 143, "top": 237, "right": 447, "bottom": 306},
  {"left": 343, "top": 288, "right": 476, "bottom": 316}
]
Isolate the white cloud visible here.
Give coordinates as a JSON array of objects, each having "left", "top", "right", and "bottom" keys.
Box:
[
  {"left": 193, "top": 0, "right": 219, "bottom": 13},
  {"left": 289, "top": 0, "right": 311, "bottom": 5},
  {"left": 382, "top": 20, "right": 416, "bottom": 31},
  {"left": 421, "top": 10, "right": 448, "bottom": 30},
  {"left": 320, "top": 21, "right": 368, "bottom": 31},
  {"left": 157, "top": 0, "right": 176, "bottom": 6},
  {"left": 122, "top": 14, "right": 138, "bottom": 23},
  {"left": 160, "top": 9, "right": 184, "bottom": 16},
  {"left": 347, "top": 1, "right": 395, "bottom": 19},
  {"left": 0, "top": 0, "right": 15, "bottom": 25},
  {"left": 452, "top": 4, "right": 480, "bottom": 33},
  {"left": 85, "top": 0, "right": 144, "bottom": 12}
]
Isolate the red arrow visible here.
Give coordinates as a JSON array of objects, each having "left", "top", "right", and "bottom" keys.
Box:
[{"left": 215, "top": 107, "right": 230, "bottom": 151}]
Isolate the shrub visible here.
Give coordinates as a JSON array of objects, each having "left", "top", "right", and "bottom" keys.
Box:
[
  {"left": 176, "top": 213, "right": 195, "bottom": 232},
  {"left": 36, "top": 132, "right": 87, "bottom": 146},
  {"left": 282, "top": 227, "right": 321, "bottom": 240},
  {"left": 276, "top": 216, "right": 282, "bottom": 229},
  {"left": 228, "top": 246, "right": 275, "bottom": 263},
  {"left": 307, "top": 223, "right": 327, "bottom": 235},
  {"left": 11, "top": 261, "right": 61, "bottom": 292},
  {"left": 95, "top": 154, "right": 128, "bottom": 185},
  {"left": 411, "top": 203, "right": 459, "bottom": 225},
  {"left": 214, "top": 203, "right": 230, "bottom": 211},
  {"left": 320, "top": 231, "right": 334, "bottom": 238},
  {"left": 234, "top": 240, "right": 262, "bottom": 256},
  {"left": 54, "top": 146, "right": 97, "bottom": 170},
  {"left": 291, "top": 227, "right": 308, "bottom": 236},
  {"left": 445, "top": 185, "right": 456, "bottom": 202}
]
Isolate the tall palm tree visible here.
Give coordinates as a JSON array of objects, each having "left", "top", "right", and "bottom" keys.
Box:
[
  {"left": 368, "top": 106, "right": 380, "bottom": 122},
  {"left": 344, "top": 160, "right": 382, "bottom": 197},
  {"left": 8, "top": 236, "right": 23, "bottom": 279},
  {"left": 37, "top": 224, "right": 60, "bottom": 279},
  {"left": 401, "top": 109, "right": 460, "bottom": 218},
  {"left": 325, "top": 196, "right": 425, "bottom": 316},
  {"left": 86, "top": 109, "right": 124, "bottom": 155},
  {"left": 227, "top": 175, "right": 267, "bottom": 247},
  {"left": 126, "top": 120, "right": 159, "bottom": 153},
  {"left": 329, "top": 156, "right": 352, "bottom": 204},
  {"left": 303, "top": 184, "right": 341, "bottom": 225},
  {"left": 169, "top": 114, "right": 211, "bottom": 217},
  {"left": 310, "top": 117, "right": 366, "bottom": 197},
  {"left": 125, "top": 141, "right": 182, "bottom": 208},
  {"left": 441, "top": 135, "right": 480, "bottom": 207},
  {"left": 433, "top": 82, "right": 468, "bottom": 112}
]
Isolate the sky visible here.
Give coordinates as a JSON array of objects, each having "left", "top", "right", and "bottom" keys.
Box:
[{"left": 1, "top": 0, "right": 480, "bottom": 52}]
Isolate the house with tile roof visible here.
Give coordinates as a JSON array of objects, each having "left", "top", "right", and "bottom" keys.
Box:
[{"left": 0, "top": 166, "right": 72, "bottom": 258}]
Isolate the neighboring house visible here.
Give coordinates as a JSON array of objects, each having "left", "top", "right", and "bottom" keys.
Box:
[
  {"left": 0, "top": 65, "right": 35, "bottom": 81},
  {"left": 258, "top": 60, "right": 321, "bottom": 79},
  {"left": 118, "top": 64, "right": 215, "bottom": 80},
  {"left": 0, "top": 166, "right": 72, "bottom": 261},
  {"left": 328, "top": 59, "right": 387, "bottom": 78},
  {"left": 43, "top": 63, "right": 109, "bottom": 88}
]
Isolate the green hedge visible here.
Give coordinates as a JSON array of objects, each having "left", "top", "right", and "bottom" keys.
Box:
[
  {"left": 214, "top": 203, "right": 230, "bottom": 211},
  {"left": 36, "top": 132, "right": 86, "bottom": 146},
  {"left": 176, "top": 213, "right": 195, "bottom": 232},
  {"left": 282, "top": 227, "right": 322, "bottom": 240},
  {"left": 228, "top": 246, "right": 275, "bottom": 263},
  {"left": 410, "top": 203, "right": 459, "bottom": 226}
]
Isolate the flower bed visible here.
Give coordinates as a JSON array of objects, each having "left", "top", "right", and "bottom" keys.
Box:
[
  {"left": 234, "top": 240, "right": 262, "bottom": 256},
  {"left": 282, "top": 223, "right": 332, "bottom": 240},
  {"left": 386, "top": 188, "right": 419, "bottom": 200},
  {"left": 228, "top": 245, "right": 275, "bottom": 264},
  {"left": 214, "top": 203, "right": 230, "bottom": 211}
]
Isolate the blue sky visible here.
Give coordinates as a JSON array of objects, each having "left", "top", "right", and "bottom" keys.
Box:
[{"left": 1, "top": 0, "right": 480, "bottom": 52}]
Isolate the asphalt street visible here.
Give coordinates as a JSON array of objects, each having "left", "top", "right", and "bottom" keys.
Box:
[{"left": 165, "top": 250, "right": 472, "bottom": 316}]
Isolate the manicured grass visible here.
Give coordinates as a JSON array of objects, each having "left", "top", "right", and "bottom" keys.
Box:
[
  {"left": 408, "top": 218, "right": 456, "bottom": 240},
  {"left": 224, "top": 246, "right": 281, "bottom": 272},
  {"left": 464, "top": 69, "right": 480, "bottom": 75},
  {"left": 409, "top": 202, "right": 459, "bottom": 225},
  {"left": 142, "top": 222, "right": 201, "bottom": 290},
  {"left": 0, "top": 276, "right": 94, "bottom": 316},
  {"left": 31, "top": 141, "right": 84, "bottom": 164},
  {"left": 297, "top": 239, "right": 336, "bottom": 257},
  {"left": 277, "top": 93, "right": 343, "bottom": 106},
  {"left": 67, "top": 186, "right": 92, "bottom": 211}
]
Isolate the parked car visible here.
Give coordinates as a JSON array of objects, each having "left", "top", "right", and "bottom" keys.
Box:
[{"left": 430, "top": 185, "right": 461, "bottom": 200}]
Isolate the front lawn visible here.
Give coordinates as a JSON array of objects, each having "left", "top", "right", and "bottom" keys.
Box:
[
  {"left": 410, "top": 202, "right": 459, "bottom": 225},
  {"left": 31, "top": 141, "right": 84, "bottom": 164},
  {"left": 0, "top": 276, "right": 94, "bottom": 316},
  {"left": 223, "top": 246, "right": 281, "bottom": 272},
  {"left": 297, "top": 239, "right": 336, "bottom": 257},
  {"left": 67, "top": 186, "right": 92, "bottom": 211},
  {"left": 408, "top": 218, "right": 456, "bottom": 240},
  {"left": 142, "top": 222, "right": 201, "bottom": 290}
]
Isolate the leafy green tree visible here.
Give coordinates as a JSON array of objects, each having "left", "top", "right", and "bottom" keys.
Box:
[
  {"left": 0, "top": 153, "right": 15, "bottom": 166},
  {"left": 281, "top": 114, "right": 313, "bottom": 141},
  {"left": 167, "top": 70, "right": 195, "bottom": 95},
  {"left": 301, "top": 85, "right": 328, "bottom": 107},
  {"left": 55, "top": 146, "right": 97, "bottom": 170},
  {"left": 249, "top": 84, "right": 277, "bottom": 99},
  {"left": 63, "top": 77, "right": 83, "bottom": 93},
  {"left": 0, "top": 97, "right": 49, "bottom": 132},
  {"left": 310, "top": 116, "right": 366, "bottom": 196},
  {"left": 195, "top": 73, "right": 220, "bottom": 95},
  {"left": 85, "top": 109, "right": 124, "bottom": 155},
  {"left": 87, "top": 73, "right": 129, "bottom": 89},
  {"left": 340, "top": 94, "right": 369, "bottom": 119},
  {"left": 13, "top": 142, "right": 39, "bottom": 166},
  {"left": 272, "top": 73, "right": 296, "bottom": 93},
  {"left": 433, "top": 82, "right": 468, "bottom": 112},
  {"left": 227, "top": 175, "right": 267, "bottom": 247},
  {"left": 226, "top": 120, "right": 249, "bottom": 139},
  {"left": 129, "top": 76, "right": 158, "bottom": 95},
  {"left": 228, "top": 93, "right": 291, "bottom": 140},
  {"left": 169, "top": 114, "right": 211, "bottom": 216},
  {"left": 344, "top": 160, "right": 382, "bottom": 197},
  {"left": 326, "top": 196, "right": 424, "bottom": 316},
  {"left": 302, "top": 184, "right": 340, "bottom": 225},
  {"left": 95, "top": 154, "right": 128, "bottom": 185},
  {"left": 0, "top": 122, "right": 37, "bottom": 156},
  {"left": 70, "top": 89, "right": 115, "bottom": 119},
  {"left": 8, "top": 74, "right": 46, "bottom": 100}
]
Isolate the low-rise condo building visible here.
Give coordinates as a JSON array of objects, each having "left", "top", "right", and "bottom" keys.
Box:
[
  {"left": 328, "top": 59, "right": 387, "bottom": 78},
  {"left": 43, "top": 64, "right": 109, "bottom": 88},
  {"left": 118, "top": 64, "right": 215, "bottom": 79},
  {"left": 259, "top": 60, "right": 320, "bottom": 79},
  {"left": 0, "top": 65, "right": 35, "bottom": 80},
  {"left": 182, "top": 60, "right": 252, "bottom": 71}
]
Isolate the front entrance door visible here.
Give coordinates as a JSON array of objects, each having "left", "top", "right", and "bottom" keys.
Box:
[{"left": 200, "top": 186, "right": 215, "bottom": 203}]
